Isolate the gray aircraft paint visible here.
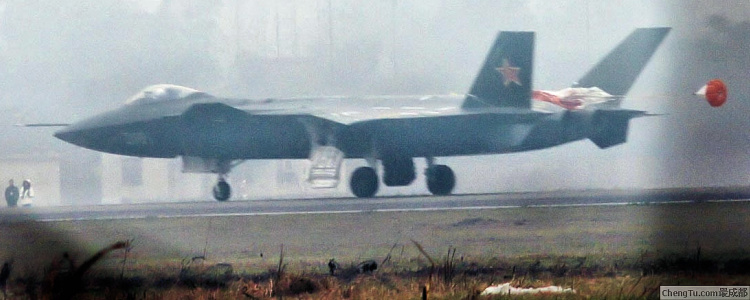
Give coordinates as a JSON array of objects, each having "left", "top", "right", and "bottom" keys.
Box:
[{"left": 54, "top": 29, "right": 669, "bottom": 198}]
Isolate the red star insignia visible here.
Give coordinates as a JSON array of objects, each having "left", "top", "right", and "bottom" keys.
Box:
[{"left": 496, "top": 59, "right": 522, "bottom": 86}]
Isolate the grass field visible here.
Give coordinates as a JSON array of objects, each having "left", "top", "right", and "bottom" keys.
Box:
[{"left": 0, "top": 201, "right": 748, "bottom": 298}]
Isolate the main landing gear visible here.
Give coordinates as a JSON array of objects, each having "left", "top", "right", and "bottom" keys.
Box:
[
  {"left": 349, "top": 167, "right": 379, "bottom": 198},
  {"left": 348, "top": 157, "right": 456, "bottom": 198},
  {"left": 204, "top": 157, "right": 456, "bottom": 200},
  {"left": 212, "top": 176, "right": 231, "bottom": 201},
  {"left": 425, "top": 164, "right": 455, "bottom": 196}
]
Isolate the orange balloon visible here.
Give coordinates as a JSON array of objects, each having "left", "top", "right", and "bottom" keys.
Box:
[{"left": 705, "top": 79, "right": 727, "bottom": 107}]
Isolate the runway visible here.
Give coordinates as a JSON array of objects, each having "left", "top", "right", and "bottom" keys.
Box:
[
  {"left": 2, "top": 186, "right": 750, "bottom": 222},
  {"left": 1, "top": 187, "right": 749, "bottom": 278}
]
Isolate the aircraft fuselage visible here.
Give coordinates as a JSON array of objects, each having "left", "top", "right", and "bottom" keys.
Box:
[
  {"left": 52, "top": 28, "right": 668, "bottom": 200},
  {"left": 55, "top": 95, "right": 590, "bottom": 161}
]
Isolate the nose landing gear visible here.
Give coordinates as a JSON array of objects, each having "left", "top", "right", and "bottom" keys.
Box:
[{"left": 181, "top": 157, "right": 239, "bottom": 202}]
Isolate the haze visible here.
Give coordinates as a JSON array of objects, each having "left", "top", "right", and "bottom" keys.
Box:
[{"left": 1, "top": 0, "right": 748, "bottom": 204}]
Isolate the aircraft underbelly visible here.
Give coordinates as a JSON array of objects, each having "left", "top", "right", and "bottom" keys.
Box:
[
  {"left": 515, "top": 114, "right": 589, "bottom": 151},
  {"left": 180, "top": 115, "right": 311, "bottom": 159},
  {"left": 346, "top": 114, "right": 544, "bottom": 158},
  {"left": 348, "top": 113, "right": 591, "bottom": 158}
]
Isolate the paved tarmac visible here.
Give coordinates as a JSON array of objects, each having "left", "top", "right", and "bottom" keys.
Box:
[
  {"left": 1, "top": 186, "right": 749, "bottom": 222},
  {"left": 1, "top": 188, "right": 748, "bottom": 276}
]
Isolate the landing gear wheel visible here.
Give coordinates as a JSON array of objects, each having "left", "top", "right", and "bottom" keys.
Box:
[
  {"left": 426, "top": 165, "right": 455, "bottom": 196},
  {"left": 213, "top": 180, "right": 231, "bottom": 201},
  {"left": 382, "top": 157, "right": 416, "bottom": 186},
  {"left": 350, "top": 167, "right": 379, "bottom": 198}
]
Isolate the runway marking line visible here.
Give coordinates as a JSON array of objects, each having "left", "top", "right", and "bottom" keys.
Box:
[{"left": 32, "top": 199, "right": 750, "bottom": 222}]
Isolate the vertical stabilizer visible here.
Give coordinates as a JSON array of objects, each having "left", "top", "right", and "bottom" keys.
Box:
[
  {"left": 575, "top": 27, "right": 671, "bottom": 96},
  {"left": 463, "top": 31, "right": 535, "bottom": 109}
]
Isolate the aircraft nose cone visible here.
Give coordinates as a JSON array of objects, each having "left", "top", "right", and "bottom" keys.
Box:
[
  {"left": 54, "top": 110, "right": 120, "bottom": 150},
  {"left": 54, "top": 127, "right": 90, "bottom": 148}
]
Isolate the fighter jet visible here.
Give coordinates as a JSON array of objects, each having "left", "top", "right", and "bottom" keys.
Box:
[{"left": 53, "top": 28, "right": 670, "bottom": 201}]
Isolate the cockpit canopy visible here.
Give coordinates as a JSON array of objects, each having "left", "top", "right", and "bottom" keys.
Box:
[{"left": 125, "top": 84, "right": 207, "bottom": 105}]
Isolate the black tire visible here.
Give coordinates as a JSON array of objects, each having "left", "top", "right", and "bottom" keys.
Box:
[
  {"left": 382, "top": 157, "right": 416, "bottom": 186},
  {"left": 213, "top": 180, "right": 231, "bottom": 201},
  {"left": 350, "top": 167, "right": 378, "bottom": 198},
  {"left": 426, "top": 165, "right": 455, "bottom": 196}
]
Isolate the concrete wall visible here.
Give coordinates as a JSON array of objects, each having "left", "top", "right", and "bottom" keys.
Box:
[
  {"left": 1, "top": 152, "right": 349, "bottom": 206},
  {"left": 100, "top": 154, "right": 208, "bottom": 204}
]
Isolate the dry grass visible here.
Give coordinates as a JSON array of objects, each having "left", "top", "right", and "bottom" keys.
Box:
[{"left": 1, "top": 245, "right": 748, "bottom": 299}]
